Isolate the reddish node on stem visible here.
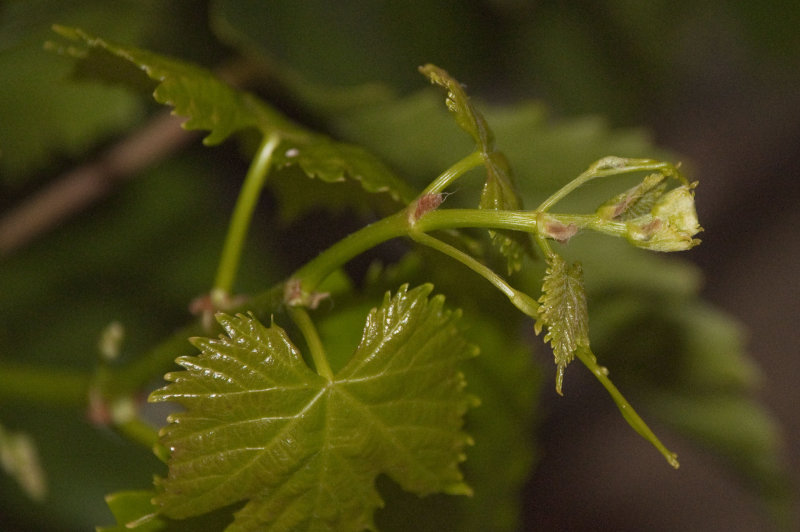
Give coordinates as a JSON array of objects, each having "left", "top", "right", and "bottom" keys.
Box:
[
  {"left": 410, "top": 193, "right": 445, "bottom": 224},
  {"left": 283, "top": 278, "right": 329, "bottom": 309},
  {"left": 544, "top": 220, "right": 579, "bottom": 243}
]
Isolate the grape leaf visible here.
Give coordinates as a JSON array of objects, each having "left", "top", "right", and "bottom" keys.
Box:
[
  {"left": 534, "top": 253, "right": 589, "bottom": 395},
  {"left": 149, "top": 284, "right": 477, "bottom": 531},
  {"left": 48, "top": 26, "right": 416, "bottom": 203},
  {"left": 595, "top": 172, "right": 668, "bottom": 221},
  {"left": 418, "top": 64, "right": 494, "bottom": 151},
  {"left": 419, "top": 64, "right": 530, "bottom": 272},
  {"left": 346, "top": 252, "right": 542, "bottom": 531}
]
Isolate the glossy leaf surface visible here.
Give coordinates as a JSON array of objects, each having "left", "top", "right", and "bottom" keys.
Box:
[
  {"left": 149, "top": 285, "right": 476, "bottom": 531},
  {"left": 535, "top": 254, "right": 589, "bottom": 395}
]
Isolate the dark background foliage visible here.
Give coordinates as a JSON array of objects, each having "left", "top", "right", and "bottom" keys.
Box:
[{"left": 1, "top": 1, "right": 798, "bottom": 530}]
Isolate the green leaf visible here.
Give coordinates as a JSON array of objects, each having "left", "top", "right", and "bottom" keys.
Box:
[
  {"left": 418, "top": 64, "right": 494, "bottom": 152},
  {"left": 98, "top": 490, "right": 163, "bottom": 532},
  {"left": 535, "top": 253, "right": 589, "bottom": 395},
  {"left": 48, "top": 26, "right": 416, "bottom": 203},
  {"left": 353, "top": 251, "right": 542, "bottom": 532},
  {"left": 272, "top": 137, "right": 417, "bottom": 204},
  {"left": 49, "top": 25, "right": 284, "bottom": 146},
  {"left": 149, "top": 284, "right": 477, "bottom": 531},
  {"left": 419, "top": 64, "right": 529, "bottom": 272},
  {"left": 595, "top": 172, "right": 668, "bottom": 221}
]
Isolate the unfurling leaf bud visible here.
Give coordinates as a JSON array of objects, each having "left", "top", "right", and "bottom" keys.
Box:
[{"left": 624, "top": 183, "right": 702, "bottom": 251}]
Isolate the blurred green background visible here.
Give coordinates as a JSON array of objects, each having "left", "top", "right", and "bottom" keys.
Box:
[{"left": 1, "top": 1, "right": 798, "bottom": 530}]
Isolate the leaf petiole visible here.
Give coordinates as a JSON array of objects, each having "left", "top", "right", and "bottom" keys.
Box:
[
  {"left": 574, "top": 345, "right": 680, "bottom": 469},
  {"left": 287, "top": 305, "right": 334, "bottom": 381},
  {"left": 536, "top": 157, "right": 681, "bottom": 213},
  {"left": 421, "top": 150, "right": 484, "bottom": 195},
  {"left": 409, "top": 231, "right": 539, "bottom": 318},
  {"left": 212, "top": 133, "right": 281, "bottom": 302}
]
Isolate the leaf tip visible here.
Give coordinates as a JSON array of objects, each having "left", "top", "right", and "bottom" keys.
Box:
[
  {"left": 443, "top": 481, "right": 474, "bottom": 497},
  {"left": 555, "top": 363, "right": 566, "bottom": 396}
]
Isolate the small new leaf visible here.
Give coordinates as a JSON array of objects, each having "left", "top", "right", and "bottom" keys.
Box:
[
  {"left": 418, "top": 64, "right": 494, "bottom": 152},
  {"left": 479, "top": 152, "right": 530, "bottom": 273},
  {"left": 49, "top": 26, "right": 415, "bottom": 203},
  {"left": 534, "top": 254, "right": 589, "bottom": 395},
  {"left": 624, "top": 183, "right": 703, "bottom": 252},
  {"left": 420, "top": 64, "right": 530, "bottom": 272},
  {"left": 149, "top": 284, "right": 476, "bottom": 531},
  {"left": 595, "top": 173, "right": 668, "bottom": 221}
]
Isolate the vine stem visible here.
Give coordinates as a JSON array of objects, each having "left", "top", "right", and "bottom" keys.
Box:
[
  {"left": 287, "top": 306, "right": 334, "bottom": 381},
  {"left": 212, "top": 133, "right": 281, "bottom": 302},
  {"left": 574, "top": 346, "right": 680, "bottom": 469},
  {"left": 292, "top": 208, "right": 541, "bottom": 294}
]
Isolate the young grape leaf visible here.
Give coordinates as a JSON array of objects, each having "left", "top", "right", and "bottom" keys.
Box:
[
  {"left": 419, "top": 64, "right": 530, "bottom": 272},
  {"left": 534, "top": 253, "right": 589, "bottom": 395},
  {"left": 149, "top": 284, "right": 477, "bottom": 531},
  {"left": 479, "top": 152, "right": 531, "bottom": 273},
  {"left": 48, "top": 26, "right": 416, "bottom": 203},
  {"left": 595, "top": 172, "right": 668, "bottom": 221},
  {"left": 418, "top": 64, "right": 494, "bottom": 152}
]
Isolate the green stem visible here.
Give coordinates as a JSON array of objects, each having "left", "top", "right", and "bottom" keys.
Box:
[
  {"left": 291, "top": 212, "right": 409, "bottom": 293},
  {"left": 536, "top": 158, "right": 676, "bottom": 213},
  {"left": 534, "top": 231, "right": 556, "bottom": 260},
  {"left": 212, "top": 133, "right": 281, "bottom": 301},
  {"left": 545, "top": 213, "right": 627, "bottom": 237},
  {"left": 287, "top": 306, "right": 334, "bottom": 381},
  {"left": 416, "top": 209, "right": 539, "bottom": 232},
  {"left": 0, "top": 363, "right": 90, "bottom": 406},
  {"left": 421, "top": 151, "right": 484, "bottom": 195},
  {"left": 292, "top": 208, "right": 541, "bottom": 294},
  {"left": 409, "top": 231, "right": 539, "bottom": 318},
  {"left": 574, "top": 346, "right": 680, "bottom": 469}
]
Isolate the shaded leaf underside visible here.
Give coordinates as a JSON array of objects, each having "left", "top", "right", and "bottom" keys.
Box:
[{"left": 50, "top": 25, "right": 416, "bottom": 203}]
